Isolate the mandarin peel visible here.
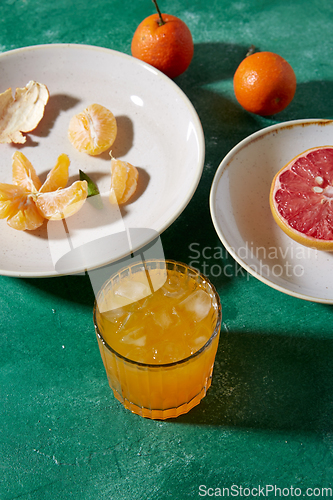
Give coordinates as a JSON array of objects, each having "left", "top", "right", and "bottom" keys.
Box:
[{"left": 0, "top": 81, "right": 49, "bottom": 144}]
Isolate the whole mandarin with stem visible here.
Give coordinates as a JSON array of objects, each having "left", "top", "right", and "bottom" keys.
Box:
[
  {"left": 233, "top": 51, "right": 297, "bottom": 116},
  {"left": 131, "top": 0, "right": 194, "bottom": 79}
]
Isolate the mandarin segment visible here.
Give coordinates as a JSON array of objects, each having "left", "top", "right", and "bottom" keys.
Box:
[
  {"left": 0, "top": 183, "right": 45, "bottom": 231},
  {"left": 0, "top": 183, "right": 26, "bottom": 219},
  {"left": 39, "top": 154, "right": 70, "bottom": 193},
  {"left": 0, "top": 152, "right": 87, "bottom": 231},
  {"left": 36, "top": 180, "right": 88, "bottom": 220},
  {"left": 109, "top": 157, "right": 139, "bottom": 205},
  {"left": 12, "top": 151, "right": 42, "bottom": 191},
  {"left": 68, "top": 103, "right": 117, "bottom": 156},
  {"left": 7, "top": 198, "right": 45, "bottom": 231}
]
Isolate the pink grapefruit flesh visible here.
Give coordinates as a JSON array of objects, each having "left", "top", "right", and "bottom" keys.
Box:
[{"left": 270, "top": 146, "right": 333, "bottom": 250}]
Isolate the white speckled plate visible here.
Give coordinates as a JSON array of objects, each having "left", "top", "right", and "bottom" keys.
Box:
[
  {"left": 210, "top": 119, "right": 333, "bottom": 303},
  {"left": 0, "top": 44, "right": 204, "bottom": 277}
]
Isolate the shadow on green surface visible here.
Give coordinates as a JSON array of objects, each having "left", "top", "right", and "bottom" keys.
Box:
[
  {"left": 179, "top": 41, "right": 250, "bottom": 85},
  {"left": 279, "top": 80, "right": 333, "bottom": 121},
  {"left": 177, "top": 41, "right": 333, "bottom": 152},
  {"left": 20, "top": 233, "right": 237, "bottom": 305},
  {"left": 174, "top": 328, "right": 333, "bottom": 433},
  {"left": 18, "top": 266, "right": 333, "bottom": 435},
  {"left": 177, "top": 42, "right": 263, "bottom": 165},
  {"left": 21, "top": 273, "right": 95, "bottom": 307}
]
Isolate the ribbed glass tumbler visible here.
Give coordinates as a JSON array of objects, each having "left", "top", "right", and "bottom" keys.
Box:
[{"left": 93, "top": 259, "right": 222, "bottom": 420}]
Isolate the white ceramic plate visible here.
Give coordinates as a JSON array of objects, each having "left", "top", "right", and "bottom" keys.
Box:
[
  {"left": 210, "top": 119, "right": 333, "bottom": 303},
  {"left": 0, "top": 44, "right": 204, "bottom": 277}
]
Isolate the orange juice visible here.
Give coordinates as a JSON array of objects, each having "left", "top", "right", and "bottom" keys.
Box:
[{"left": 94, "top": 260, "right": 221, "bottom": 419}]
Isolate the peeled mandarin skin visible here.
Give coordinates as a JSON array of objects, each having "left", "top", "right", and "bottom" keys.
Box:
[
  {"left": 131, "top": 13, "right": 194, "bottom": 79},
  {"left": 0, "top": 81, "right": 49, "bottom": 144}
]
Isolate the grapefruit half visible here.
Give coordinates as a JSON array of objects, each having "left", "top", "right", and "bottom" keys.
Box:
[{"left": 269, "top": 146, "right": 333, "bottom": 250}]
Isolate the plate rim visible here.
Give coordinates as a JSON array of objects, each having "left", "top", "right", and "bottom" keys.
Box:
[
  {"left": 0, "top": 43, "right": 205, "bottom": 278},
  {"left": 209, "top": 118, "right": 333, "bottom": 304}
]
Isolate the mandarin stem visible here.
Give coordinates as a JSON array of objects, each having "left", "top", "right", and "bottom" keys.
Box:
[
  {"left": 152, "top": 0, "right": 165, "bottom": 25},
  {"left": 246, "top": 45, "right": 256, "bottom": 57}
]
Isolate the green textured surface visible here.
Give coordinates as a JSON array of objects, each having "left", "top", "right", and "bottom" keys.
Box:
[{"left": 2, "top": 0, "right": 333, "bottom": 499}]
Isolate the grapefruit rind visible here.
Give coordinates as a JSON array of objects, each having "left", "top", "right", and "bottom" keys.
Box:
[{"left": 269, "top": 146, "right": 333, "bottom": 251}]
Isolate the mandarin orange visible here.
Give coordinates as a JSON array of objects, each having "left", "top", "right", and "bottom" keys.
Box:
[
  {"left": 233, "top": 51, "right": 296, "bottom": 116},
  {"left": 131, "top": 1, "right": 193, "bottom": 79},
  {"left": 68, "top": 103, "right": 117, "bottom": 156},
  {"left": 0, "top": 152, "right": 87, "bottom": 231}
]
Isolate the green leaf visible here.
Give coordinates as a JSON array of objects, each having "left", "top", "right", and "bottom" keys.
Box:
[
  {"left": 79, "top": 170, "right": 103, "bottom": 210},
  {"left": 79, "top": 170, "right": 100, "bottom": 197}
]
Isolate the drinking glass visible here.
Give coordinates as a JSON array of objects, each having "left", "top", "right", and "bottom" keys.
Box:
[{"left": 93, "top": 259, "right": 222, "bottom": 419}]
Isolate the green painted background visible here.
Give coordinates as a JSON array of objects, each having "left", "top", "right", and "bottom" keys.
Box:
[{"left": 1, "top": 1, "right": 333, "bottom": 498}]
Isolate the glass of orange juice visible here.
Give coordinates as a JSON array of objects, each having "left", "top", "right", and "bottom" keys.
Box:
[{"left": 93, "top": 259, "right": 222, "bottom": 419}]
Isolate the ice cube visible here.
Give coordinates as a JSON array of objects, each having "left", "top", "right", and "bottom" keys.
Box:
[
  {"left": 160, "top": 274, "right": 187, "bottom": 299},
  {"left": 97, "top": 291, "right": 128, "bottom": 313},
  {"left": 120, "top": 326, "right": 146, "bottom": 346},
  {"left": 154, "top": 340, "right": 191, "bottom": 363},
  {"left": 191, "top": 335, "right": 208, "bottom": 349},
  {"left": 151, "top": 306, "right": 181, "bottom": 330},
  {"left": 149, "top": 267, "right": 167, "bottom": 292},
  {"left": 115, "top": 280, "right": 150, "bottom": 302},
  {"left": 102, "top": 307, "right": 127, "bottom": 324},
  {"left": 124, "top": 346, "right": 148, "bottom": 363},
  {"left": 153, "top": 310, "right": 173, "bottom": 329},
  {"left": 115, "top": 312, "right": 132, "bottom": 333},
  {"left": 185, "top": 324, "right": 211, "bottom": 354},
  {"left": 179, "top": 289, "right": 212, "bottom": 322}
]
